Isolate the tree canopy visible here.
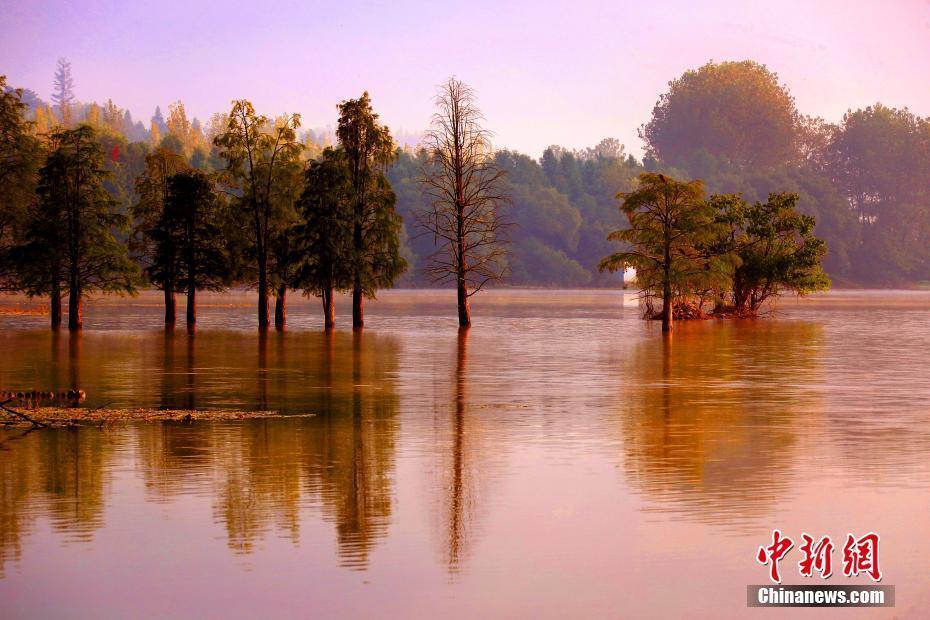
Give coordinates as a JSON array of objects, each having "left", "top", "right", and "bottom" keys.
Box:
[{"left": 641, "top": 60, "right": 799, "bottom": 171}]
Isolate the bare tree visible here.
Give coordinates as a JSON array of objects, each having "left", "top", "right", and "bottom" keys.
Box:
[{"left": 419, "top": 78, "right": 509, "bottom": 328}]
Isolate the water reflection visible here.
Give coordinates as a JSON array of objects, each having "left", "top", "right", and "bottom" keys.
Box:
[
  {"left": 0, "top": 427, "right": 115, "bottom": 577},
  {"left": 3, "top": 292, "right": 930, "bottom": 617},
  {"left": 615, "top": 321, "right": 825, "bottom": 528},
  {"left": 1, "top": 331, "right": 400, "bottom": 573}
]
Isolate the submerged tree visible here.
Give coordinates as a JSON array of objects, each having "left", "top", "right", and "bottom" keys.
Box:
[
  {"left": 708, "top": 192, "right": 829, "bottom": 315},
  {"left": 600, "top": 173, "right": 720, "bottom": 332},
  {"left": 265, "top": 126, "right": 305, "bottom": 331},
  {"left": 214, "top": 100, "right": 302, "bottom": 330},
  {"left": 18, "top": 125, "right": 137, "bottom": 329},
  {"left": 133, "top": 143, "right": 188, "bottom": 325},
  {"left": 418, "top": 77, "right": 509, "bottom": 327},
  {"left": 296, "top": 147, "right": 354, "bottom": 328},
  {"left": 336, "top": 92, "right": 406, "bottom": 328},
  {"left": 158, "top": 169, "right": 229, "bottom": 330},
  {"left": 0, "top": 76, "right": 41, "bottom": 291}
]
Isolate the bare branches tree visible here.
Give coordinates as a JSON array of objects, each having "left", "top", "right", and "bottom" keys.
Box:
[{"left": 418, "top": 77, "right": 509, "bottom": 328}]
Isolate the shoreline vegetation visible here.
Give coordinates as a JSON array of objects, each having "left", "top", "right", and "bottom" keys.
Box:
[{"left": 2, "top": 60, "right": 927, "bottom": 332}]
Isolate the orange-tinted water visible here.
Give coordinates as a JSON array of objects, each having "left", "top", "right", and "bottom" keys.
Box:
[{"left": 1, "top": 289, "right": 928, "bottom": 618}]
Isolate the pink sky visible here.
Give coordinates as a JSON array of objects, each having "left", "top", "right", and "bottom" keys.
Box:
[{"left": 2, "top": 0, "right": 929, "bottom": 156}]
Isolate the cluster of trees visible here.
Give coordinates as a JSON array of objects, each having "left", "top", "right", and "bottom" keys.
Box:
[
  {"left": 599, "top": 172, "right": 829, "bottom": 332},
  {"left": 2, "top": 56, "right": 928, "bottom": 332},
  {"left": 638, "top": 60, "right": 930, "bottom": 286},
  {"left": 392, "top": 61, "right": 929, "bottom": 289},
  {"left": 2, "top": 69, "right": 511, "bottom": 331},
  {"left": 1, "top": 78, "right": 412, "bottom": 331}
]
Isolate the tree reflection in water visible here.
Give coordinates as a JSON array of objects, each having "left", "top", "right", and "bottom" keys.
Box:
[
  {"left": 615, "top": 321, "right": 825, "bottom": 528},
  {"left": 0, "top": 330, "right": 400, "bottom": 572}
]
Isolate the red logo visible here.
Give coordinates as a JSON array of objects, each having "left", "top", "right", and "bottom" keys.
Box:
[
  {"left": 757, "top": 529, "right": 794, "bottom": 583},
  {"left": 757, "top": 531, "right": 882, "bottom": 583}
]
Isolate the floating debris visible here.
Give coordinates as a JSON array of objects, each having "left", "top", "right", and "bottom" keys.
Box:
[{"left": 0, "top": 407, "right": 314, "bottom": 427}]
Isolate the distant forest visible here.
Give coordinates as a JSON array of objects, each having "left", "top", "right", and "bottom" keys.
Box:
[{"left": 7, "top": 58, "right": 930, "bottom": 287}]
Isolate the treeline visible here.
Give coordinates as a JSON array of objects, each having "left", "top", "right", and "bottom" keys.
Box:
[
  {"left": 2, "top": 57, "right": 929, "bottom": 331},
  {"left": 1, "top": 79, "right": 409, "bottom": 331}
]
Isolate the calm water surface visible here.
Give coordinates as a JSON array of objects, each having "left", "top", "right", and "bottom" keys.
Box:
[{"left": 1, "top": 289, "right": 929, "bottom": 618}]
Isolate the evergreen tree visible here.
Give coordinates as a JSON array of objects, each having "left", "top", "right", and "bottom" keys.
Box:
[
  {"left": 0, "top": 76, "right": 42, "bottom": 291},
  {"left": 600, "top": 173, "right": 721, "bottom": 332},
  {"left": 51, "top": 58, "right": 75, "bottom": 127},
  {"left": 153, "top": 169, "right": 230, "bottom": 330},
  {"left": 295, "top": 147, "right": 354, "bottom": 328},
  {"left": 19, "top": 125, "right": 137, "bottom": 329},
  {"left": 336, "top": 92, "right": 406, "bottom": 328},
  {"left": 133, "top": 143, "right": 188, "bottom": 325}
]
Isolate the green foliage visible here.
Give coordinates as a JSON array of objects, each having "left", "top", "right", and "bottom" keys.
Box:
[
  {"left": 18, "top": 125, "right": 137, "bottom": 301},
  {"left": 295, "top": 147, "right": 354, "bottom": 297},
  {"left": 337, "top": 93, "right": 406, "bottom": 302},
  {"left": 132, "top": 143, "right": 188, "bottom": 292},
  {"left": 511, "top": 237, "right": 591, "bottom": 287},
  {"left": 160, "top": 170, "right": 230, "bottom": 293},
  {"left": 600, "top": 173, "right": 725, "bottom": 319},
  {"left": 708, "top": 192, "right": 830, "bottom": 314},
  {"left": 0, "top": 75, "right": 42, "bottom": 290},
  {"left": 828, "top": 104, "right": 930, "bottom": 283},
  {"left": 642, "top": 60, "right": 799, "bottom": 170},
  {"left": 213, "top": 100, "right": 303, "bottom": 326}
]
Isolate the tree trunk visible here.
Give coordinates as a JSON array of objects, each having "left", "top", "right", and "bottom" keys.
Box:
[
  {"left": 68, "top": 287, "right": 83, "bottom": 331},
  {"left": 50, "top": 283, "right": 62, "bottom": 330},
  {"left": 186, "top": 284, "right": 196, "bottom": 332},
  {"left": 322, "top": 286, "right": 335, "bottom": 330},
  {"left": 165, "top": 285, "right": 177, "bottom": 327},
  {"left": 257, "top": 259, "right": 269, "bottom": 331},
  {"left": 457, "top": 213, "right": 471, "bottom": 327},
  {"left": 661, "top": 249, "right": 673, "bottom": 333},
  {"left": 457, "top": 279, "right": 471, "bottom": 328},
  {"left": 275, "top": 285, "right": 286, "bottom": 331},
  {"left": 352, "top": 282, "right": 364, "bottom": 330}
]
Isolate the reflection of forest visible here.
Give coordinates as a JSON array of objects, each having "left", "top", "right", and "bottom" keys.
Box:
[
  {"left": 614, "top": 321, "right": 825, "bottom": 525},
  {"left": 139, "top": 330, "right": 400, "bottom": 567},
  {"left": 0, "top": 427, "right": 115, "bottom": 577},
  {"left": 0, "top": 330, "right": 400, "bottom": 573}
]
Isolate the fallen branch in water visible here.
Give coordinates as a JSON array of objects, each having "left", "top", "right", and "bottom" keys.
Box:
[{"left": 0, "top": 399, "right": 49, "bottom": 428}]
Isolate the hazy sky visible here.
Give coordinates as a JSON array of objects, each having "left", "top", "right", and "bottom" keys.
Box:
[{"left": 2, "top": 0, "right": 929, "bottom": 157}]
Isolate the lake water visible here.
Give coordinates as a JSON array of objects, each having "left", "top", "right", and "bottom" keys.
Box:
[{"left": 1, "top": 289, "right": 929, "bottom": 618}]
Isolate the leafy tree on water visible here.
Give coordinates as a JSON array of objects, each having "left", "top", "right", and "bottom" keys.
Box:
[
  {"left": 295, "top": 146, "right": 354, "bottom": 329},
  {"left": 149, "top": 169, "right": 230, "bottom": 330},
  {"left": 707, "top": 192, "right": 829, "bottom": 315},
  {"left": 213, "top": 100, "right": 302, "bottom": 331},
  {"left": 601, "top": 173, "right": 830, "bottom": 330},
  {"left": 336, "top": 92, "right": 406, "bottom": 328},
  {"left": 133, "top": 142, "right": 188, "bottom": 325},
  {"left": 16, "top": 125, "right": 137, "bottom": 330},
  {"left": 599, "top": 172, "right": 721, "bottom": 332},
  {"left": 0, "top": 75, "right": 42, "bottom": 292}
]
